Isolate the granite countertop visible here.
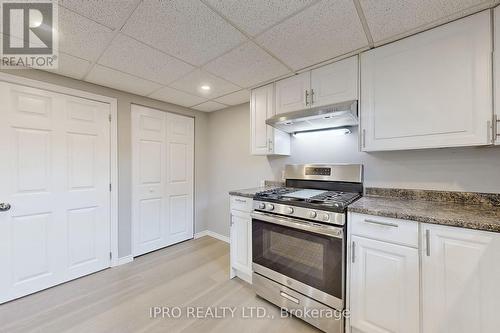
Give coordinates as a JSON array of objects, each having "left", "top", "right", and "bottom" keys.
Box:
[
  {"left": 229, "top": 182, "right": 283, "bottom": 198},
  {"left": 349, "top": 188, "right": 500, "bottom": 233}
]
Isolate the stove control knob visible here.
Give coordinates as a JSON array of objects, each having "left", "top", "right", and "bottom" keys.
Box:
[
  {"left": 286, "top": 207, "right": 294, "bottom": 214},
  {"left": 321, "top": 213, "right": 330, "bottom": 222},
  {"left": 266, "top": 203, "right": 275, "bottom": 211},
  {"left": 309, "top": 211, "right": 317, "bottom": 218},
  {"left": 258, "top": 203, "right": 266, "bottom": 209}
]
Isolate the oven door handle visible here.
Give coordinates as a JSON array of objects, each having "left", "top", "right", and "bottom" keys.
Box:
[{"left": 251, "top": 211, "right": 343, "bottom": 238}]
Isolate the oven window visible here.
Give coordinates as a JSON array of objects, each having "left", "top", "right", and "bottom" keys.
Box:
[{"left": 253, "top": 219, "right": 343, "bottom": 300}]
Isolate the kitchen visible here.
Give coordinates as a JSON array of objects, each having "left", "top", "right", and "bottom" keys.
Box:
[{"left": 1, "top": 1, "right": 500, "bottom": 333}]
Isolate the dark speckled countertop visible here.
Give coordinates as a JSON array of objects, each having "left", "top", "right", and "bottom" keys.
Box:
[
  {"left": 349, "top": 188, "right": 500, "bottom": 233},
  {"left": 229, "top": 181, "right": 284, "bottom": 198}
]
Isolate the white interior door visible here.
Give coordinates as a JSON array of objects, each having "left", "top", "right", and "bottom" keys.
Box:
[
  {"left": 0, "top": 82, "right": 111, "bottom": 304},
  {"left": 132, "top": 105, "right": 194, "bottom": 256},
  {"left": 165, "top": 112, "right": 194, "bottom": 245}
]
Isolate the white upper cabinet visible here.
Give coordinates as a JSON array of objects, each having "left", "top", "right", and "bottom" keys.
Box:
[
  {"left": 275, "top": 72, "right": 311, "bottom": 115},
  {"left": 275, "top": 56, "right": 359, "bottom": 115},
  {"left": 422, "top": 224, "right": 500, "bottom": 333},
  {"left": 360, "top": 11, "right": 493, "bottom": 151},
  {"left": 494, "top": 7, "right": 500, "bottom": 145},
  {"left": 311, "top": 55, "right": 358, "bottom": 108},
  {"left": 250, "top": 84, "right": 290, "bottom": 155}
]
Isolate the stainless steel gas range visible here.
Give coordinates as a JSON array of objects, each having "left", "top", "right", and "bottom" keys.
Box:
[{"left": 251, "top": 164, "right": 363, "bottom": 333}]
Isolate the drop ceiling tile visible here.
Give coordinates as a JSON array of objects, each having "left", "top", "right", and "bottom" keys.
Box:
[
  {"left": 58, "top": 6, "right": 114, "bottom": 61},
  {"left": 86, "top": 65, "right": 161, "bottom": 96},
  {"left": 192, "top": 101, "right": 227, "bottom": 112},
  {"left": 204, "top": 41, "right": 290, "bottom": 88},
  {"left": 256, "top": 0, "right": 368, "bottom": 70},
  {"left": 169, "top": 69, "right": 240, "bottom": 99},
  {"left": 359, "top": 0, "right": 490, "bottom": 43},
  {"left": 149, "top": 86, "right": 207, "bottom": 107},
  {"left": 204, "top": 0, "right": 317, "bottom": 36},
  {"left": 45, "top": 52, "right": 92, "bottom": 79},
  {"left": 214, "top": 90, "right": 250, "bottom": 106},
  {"left": 58, "top": 0, "right": 139, "bottom": 29},
  {"left": 98, "top": 34, "right": 194, "bottom": 85},
  {"left": 122, "top": 0, "right": 247, "bottom": 66}
]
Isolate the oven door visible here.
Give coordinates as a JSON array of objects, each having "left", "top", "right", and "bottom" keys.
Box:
[{"left": 251, "top": 211, "right": 345, "bottom": 309}]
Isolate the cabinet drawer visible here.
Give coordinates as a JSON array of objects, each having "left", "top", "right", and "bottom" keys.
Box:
[
  {"left": 230, "top": 196, "right": 253, "bottom": 213},
  {"left": 350, "top": 213, "right": 418, "bottom": 247}
]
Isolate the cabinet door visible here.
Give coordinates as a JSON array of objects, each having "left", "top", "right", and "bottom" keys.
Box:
[
  {"left": 311, "top": 55, "right": 358, "bottom": 107},
  {"left": 422, "top": 224, "right": 500, "bottom": 333},
  {"left": 230, "top": 214, "right": 251, "bottom": 275},
  {"left": 361, "top": 11, "right": 492, "bottom": 151},
  {"left": 250, "top": 84, "right": 274, "bottom": 155},
  {"left": 275, "top": 72, "right": 311, "bottom": 114},
  {"left": 350, "top": 236, "right": 419, "bottom": 333},
  {"left": 494, "top": 7, "right": 500, "bottom": 145}
]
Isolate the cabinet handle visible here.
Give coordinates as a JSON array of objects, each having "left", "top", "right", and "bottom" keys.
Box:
[
  {"left": 425, "top": 230, "right": 431, "bottom": 256},
  {"left": 268, "top": 138, "right": 272, "bottom": 152},
  {"left": 235, "top": 198, "right": 247, "bottom": 203},
  {"left": 363, "top": 218, "right": 399, "bottom": 228},
  {"left": 494, "top": 115, "right": 499, "bottom": 141},
  {"left": 280, "top": 291, "right": 300, "bottom": 304},
  {"left": 310, "top": 89, "right": 314, "bottom": 105},
  {"left": 362, "top": 129, "right": 366, "bottom": 148},
  {"left": 351, "top": 241, "right": 356, "bottom": 263},
  {"left": 305, "top": 90, "right": 309, "bottom": 106}
]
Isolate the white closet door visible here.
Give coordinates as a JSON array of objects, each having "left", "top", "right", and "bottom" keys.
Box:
[
  {"left": 132, "top": 105, "right": 194, "bottom": 256},
  {"left": 0, "top": 82, "right": 111, "bottom": 304},
  {"left": 131, "top": 105, "right": 167, "bottom": 256},
  {"left": 165, "top": 112, "right": 194, "bottom": 245}
]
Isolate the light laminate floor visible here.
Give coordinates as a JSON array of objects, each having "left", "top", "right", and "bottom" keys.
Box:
[{"left": 0, "top": 236, "right": 320, "bottom": 333}]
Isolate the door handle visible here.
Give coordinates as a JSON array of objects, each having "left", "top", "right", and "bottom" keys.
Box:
[{"left": 0, "top": 203, "right": 11, "bottom": 211}]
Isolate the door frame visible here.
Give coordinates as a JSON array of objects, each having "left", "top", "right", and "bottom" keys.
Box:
[
  {"left": 0, "top": 72, "right": 120, "bottom": 267},
  {"left": 130, "top": 103, "right": 195, "bottom": 257}
]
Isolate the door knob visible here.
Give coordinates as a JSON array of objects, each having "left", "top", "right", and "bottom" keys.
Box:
[{"left": 0, "top": 203, "right": 11, "bottom": 211}]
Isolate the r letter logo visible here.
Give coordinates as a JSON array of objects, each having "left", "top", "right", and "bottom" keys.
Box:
[{"left": 1, "top": 0, "right": 58, "bottom": 69}]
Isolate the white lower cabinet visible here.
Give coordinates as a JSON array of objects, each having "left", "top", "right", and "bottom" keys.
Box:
[
  {"left": 229, "top": 196, "right": 253, "bottom": 284},
  {"left": 349, "top": 214, "right": 419, "bottom": 333},
  {"left": 349, "top": 213, "right": 500, "bottom": 333},
  {"left": 422, "top": 223, "right": 500, "bottom": 333}
]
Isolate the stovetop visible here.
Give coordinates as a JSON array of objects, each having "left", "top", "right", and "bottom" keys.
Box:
[{"left": 254, "top": 187, "right": 362, "bottom": 213}]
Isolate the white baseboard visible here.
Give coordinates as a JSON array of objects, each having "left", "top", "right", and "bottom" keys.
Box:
[
  {"left": 194, "top": 230, "right": 209, "bottom": 239},
  {"left": 114, "top": 255, "right": 133, "bottom": 267},
  {"left": 194, "top": 230, "right": 229, "bottom": 244}
]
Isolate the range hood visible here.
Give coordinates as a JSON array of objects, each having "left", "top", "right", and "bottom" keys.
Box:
[{"left": 266, "top": 100, "right": 358, "bottom": 134}]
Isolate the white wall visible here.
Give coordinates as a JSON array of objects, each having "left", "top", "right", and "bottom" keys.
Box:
[{"left": 207, "top": 103, "right": 500, "bottom": 237}]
